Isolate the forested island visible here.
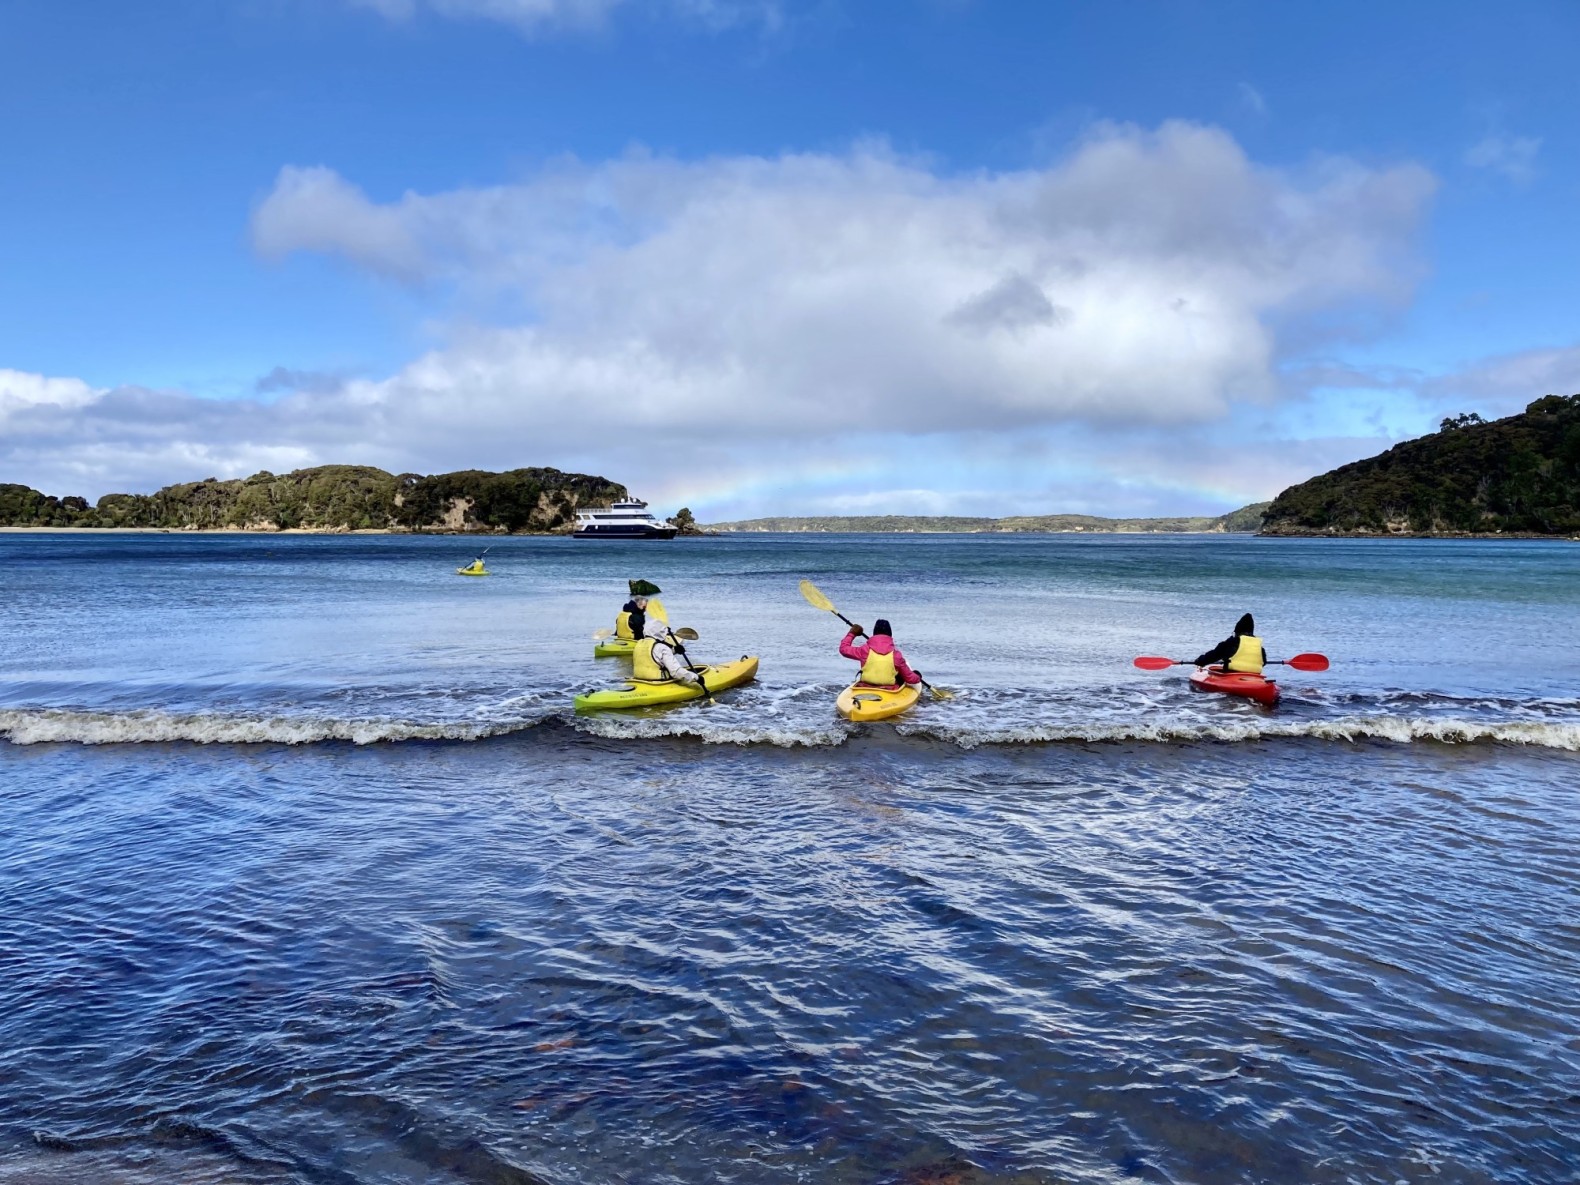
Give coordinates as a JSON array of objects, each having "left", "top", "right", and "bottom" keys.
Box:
[
  {"left": 1261, "top": 394, "right": 1580, "bottom": 536},
  {"left": 0, "top": 465, "right": 627, "bottom": 533},
  {"left": 706, "top": 504, "right": 1271, "bottom": 534}
]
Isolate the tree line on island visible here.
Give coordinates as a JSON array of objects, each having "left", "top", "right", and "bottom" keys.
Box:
[
  {"left": 1260, "top": 394, "right": 1580, "bottom": 536},
  {"left": 4, "top": 393, "right": 1576, "bottom": 536},
  {"left": 0, "top": 466, "right": 634, "bottom": 533}
]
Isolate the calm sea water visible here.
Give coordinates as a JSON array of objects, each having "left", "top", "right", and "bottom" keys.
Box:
[{"left": 2, "top": 532, "right": 1577, "bottom": 1183}]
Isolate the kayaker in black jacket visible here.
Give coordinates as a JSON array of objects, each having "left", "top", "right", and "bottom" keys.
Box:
[
  {"left": 616, "top": 579, "right": 663, "bottom": 641},
  {"left": 1194, "top": 613, "right": 1266, "bottom": 673}
]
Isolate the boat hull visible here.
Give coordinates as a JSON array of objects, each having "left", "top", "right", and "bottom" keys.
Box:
[{"left": 572, "top": 526, "right": 678, "bottom": 540}]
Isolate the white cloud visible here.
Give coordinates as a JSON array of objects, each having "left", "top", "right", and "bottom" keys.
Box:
[
  {"left": 1464, "top": 134, "right": 1542, "bottom": 186},
  {"left": 252, "top": 166, "right": 427, "bottom": 280},
  {"left": 251, "top": 123, "right": 1435, "bottom": 444},
  {"left": 11, "top": 123, "right": 1442, "bottom": 514},
  {"left": 1, "top": 369, "right": 102, "bottom": 427},
  {"left": 1423, "top": 344, "right": 1580, "bottom": 411},
  {"left": 346, "top": 0, "right": 778, "bottom": 34}
]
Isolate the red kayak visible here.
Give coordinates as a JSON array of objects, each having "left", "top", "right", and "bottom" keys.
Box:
[{"left": 1189, "top": 667, "right": 1280, "bottom": 706}]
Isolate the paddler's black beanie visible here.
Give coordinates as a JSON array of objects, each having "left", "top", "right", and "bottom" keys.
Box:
[
  {"left": 873, "top": 619, "right": 892, "bottom": 637},
  {"left": 1235, "top": 613, "right": 1254, "bottom": 635}
]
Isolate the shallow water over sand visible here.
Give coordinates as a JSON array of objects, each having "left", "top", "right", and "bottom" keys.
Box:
[{"left": 2, "top": 533, "right": 1577, "bottom": 1182}]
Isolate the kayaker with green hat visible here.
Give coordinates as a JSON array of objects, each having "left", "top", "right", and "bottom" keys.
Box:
[
  {"left": 1193, "top": 614, "right": 1266, "bottom": 674},
  {"left": 616, "top": 579, "right": 664, "bottom": 641}
]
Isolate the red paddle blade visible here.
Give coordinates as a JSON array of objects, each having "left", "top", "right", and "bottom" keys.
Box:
[
  {"left": 1285, "top": 652, "right": 1330, "bottom": 671},
  {"left": 1133, "top": 656, "right": 1179, "bottom": 670}
]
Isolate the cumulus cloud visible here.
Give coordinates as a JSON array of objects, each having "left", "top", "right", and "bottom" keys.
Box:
[
  {"left": 251, "top": 123, "right": 1436, "bottom": 445},
  {"left": 12, "top": 123, "right": 1444, "bottom": 513},
  {"left": 346, "top": 0, "right": 778, "bottom": 35},
  {"left": 1, "top": 369, "right": 101, "bottom": 428},
  {"left": 1464, "top": 134, "right": 1542, "bottom": 186},
  {"left": 252, "top": 167, "right": 427, "bottom": 280},
  {"left": 1423, "top": 344, "right": 1580, "bottom": 411}
]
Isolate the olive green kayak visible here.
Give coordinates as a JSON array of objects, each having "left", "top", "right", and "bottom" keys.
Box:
[{"left": 573, "top": 657, "right": 759, "bottom": 712}]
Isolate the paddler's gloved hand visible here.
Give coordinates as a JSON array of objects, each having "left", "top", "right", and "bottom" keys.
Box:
[
  {"left": 696, "top": 674, "right": 709, "bottom": 696},
  {"left": 848, "top": 624, "right": 865, "bottom": 637}
]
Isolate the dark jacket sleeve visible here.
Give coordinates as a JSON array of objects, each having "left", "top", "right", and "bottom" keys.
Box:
[{"left": 1193, "top": 635, "right": 1238, "bottom": 667}]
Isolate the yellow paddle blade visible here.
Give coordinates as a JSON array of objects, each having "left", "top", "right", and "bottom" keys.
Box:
[
  {"left": 925, "top": 684, "right": 955, "bottom": 701},
  {"left": 592, "top": 628, "right": 614, "bottom": 640},
  {"left": 798, "top": 579, "right": 835, "bottom": 613}
]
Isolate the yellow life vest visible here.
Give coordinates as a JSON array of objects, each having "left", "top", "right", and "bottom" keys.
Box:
[
  {"left": 1226, "top": 634, "right": 1265, "bottom": 674},
  {"left": 616, "top": 597, "right": 667, "bottom": 640},
  {"left": 859, "top": 647, "right": 898, "bottom": 686},
  {"left": 633, "top": 637, "right": 670, "bottom": 682}
]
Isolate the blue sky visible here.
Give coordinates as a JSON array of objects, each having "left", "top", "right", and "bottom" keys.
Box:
[{"left": 2, "top": 0, "right": 1577, "bottom": 518}]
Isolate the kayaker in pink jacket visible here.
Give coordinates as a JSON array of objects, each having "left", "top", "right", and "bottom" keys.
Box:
[{"left": 840, "top": 619, "right": 922, "bottom": 687}]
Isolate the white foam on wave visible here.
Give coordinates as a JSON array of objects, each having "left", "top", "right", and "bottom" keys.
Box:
[
  {"left": 0, "top": 708, "right": 545, "bottom": 746},
  {"left": 3, "top": 707, "right": 1577, "bottom": 752},
  {"left": 898, "top": 715, "right": 1580, "bottom": 751}
]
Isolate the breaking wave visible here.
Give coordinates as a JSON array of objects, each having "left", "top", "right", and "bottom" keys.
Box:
[
  {"left": 896, "top": 715, "right": 1580, "bottom": 751},
  {"left": 2, "top": 706, "right": 1579, "bottom": 750},
  {"left": 0, "top": 708, "right": 548, "bottom": 747}
]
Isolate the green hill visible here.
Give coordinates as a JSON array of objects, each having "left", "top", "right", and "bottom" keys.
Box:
[
  {"left": 705, "top": 504, "right": 1270, "bottom": 534},
  {"left": 0, "top": 465, "right": 627, "bottom": 533},
  {"left": 1260, "top": 394, "right": 1580, "bottom": 536}
]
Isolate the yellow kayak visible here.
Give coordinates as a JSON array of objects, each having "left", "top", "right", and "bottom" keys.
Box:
[
  {"left": 594, "top": 597, "right": 668, "bottom": 657},
  {"left": 574, "top": 657, "right": 759, "bottom": 712},
  {"left": 456, "top": 563, "right": 488, "bottom": 576},
  {"left": 836, "top": 682, "right": 921, "bottom": 722}
]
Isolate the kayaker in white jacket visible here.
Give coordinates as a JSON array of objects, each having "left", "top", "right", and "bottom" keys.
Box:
[{"left": 633, "top": 618, "right": 702, "bottom": 687}]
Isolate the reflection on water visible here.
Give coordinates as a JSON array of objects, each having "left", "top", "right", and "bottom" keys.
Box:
[{"left": 2, "top": 730, "right": 1576, "bottom": 1183}]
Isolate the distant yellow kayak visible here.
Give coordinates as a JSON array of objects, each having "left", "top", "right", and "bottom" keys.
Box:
[
  {"left": 456, "top": 562, "right": 488, "bottom": 576},
  {"left": 836, "top": 682, "right": 921, "bottom": 722}
]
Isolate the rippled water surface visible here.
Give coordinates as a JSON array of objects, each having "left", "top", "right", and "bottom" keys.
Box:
[{"left": 2, "top": 533, "right": 1578, "bottom": 1182}]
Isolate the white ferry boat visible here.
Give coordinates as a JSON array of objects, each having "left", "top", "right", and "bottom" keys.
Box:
[{"left": 572, "top": 498, "right": 679, "bottom": 540}]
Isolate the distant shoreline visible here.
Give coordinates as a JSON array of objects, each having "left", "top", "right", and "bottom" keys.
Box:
[{"left": 0, "top": 526, "right": 558, "bottom": 536}]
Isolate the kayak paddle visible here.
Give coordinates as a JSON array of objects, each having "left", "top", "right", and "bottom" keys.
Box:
[
  {"left": 1133, "top": 652, "right": 1329, "bottom": 672},
  {"left": 592, "top": 626, "right": 699, "bottom": 641},
  {"left": 799, "top": 578, "right": 953, "bottom": 700},
  {"left": 665, "top": 628, "right": 711, "bottom": 698}
]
